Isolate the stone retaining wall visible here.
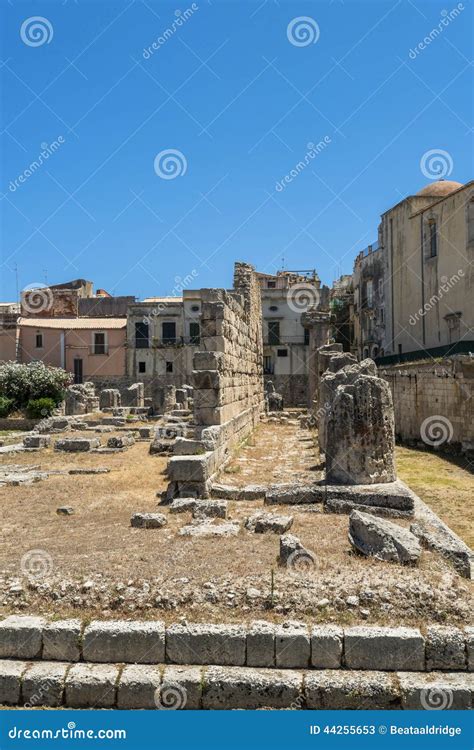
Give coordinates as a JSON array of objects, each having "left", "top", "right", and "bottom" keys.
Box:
[
  {"left": 0, "top": 661, "right": 471, "bottom": 709},
  {"left": 380, "top": 356, "right": 474, "bottom": 452},
  {"left": 0, "top": 617, "right": 471, "bottom": 672}
]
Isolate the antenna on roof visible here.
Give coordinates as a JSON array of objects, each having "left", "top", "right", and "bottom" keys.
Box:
[
  {"left": 281, "top": 256, "right": 285, "bottom": 270},
  {"left": 13, "top": 264, "right": 19, "bottom": 301},
  {"left": 43, "top": 269, "right": 48, "bottom": 285}
]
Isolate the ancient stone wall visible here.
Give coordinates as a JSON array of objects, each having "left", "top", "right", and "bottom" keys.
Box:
[
  {"left": 263, "top": 374, "right": 307, "bottom": 407},
  {"left": 380, "top": 356, "right": 474, "bottom": 451}
]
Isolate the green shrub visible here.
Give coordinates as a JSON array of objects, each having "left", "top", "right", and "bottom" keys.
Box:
[
  {"left": 0, "top": 362, "right": 72, "bottom": 409},
  {"left": 0, "top": 396, "right": 14, "bottom": 418},
  {"left": 26, "top": 397, "right": 56, "bottom": 419}
]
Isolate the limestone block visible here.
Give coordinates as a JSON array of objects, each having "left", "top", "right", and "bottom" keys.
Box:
[
  {"left": 168, "top": 454, "right": 211, "bottom": 483},
  {"left": 23, "top": 662, "right": 69, "bottom": 707},
  {"left": 278, "top": 534, "right": 314, "bottom": 568},
  {"left": 173, "top": 438, "right": 206, "bottom": 456},
  {"left": 275, "top": 622, "right": 310, "bottom": 668},
  {"left": 245, "top": 512, "right": 293, "bottom": 534},
  {"left": 166, "top": 623, "right": 246, "bottom": 666},
  {"left": 83, "top": 620, "right": 165, "bottom": 664},
  {"left": 0, "top": 660, "right": 27, "bottom": 705},
  {"left": 192, "top": 499, "right": 227, "bottom": 520},
  {"left": 99, "top": 389, "right": 121, "bottom": 410},
  {"left": 193, "top": 370, "right": 222, "bottom": 390},
  {"left": 107, "top": 433, "right": 135, "bottom": 449},
  {"left": 193, "top": 351, "right": 225, "bottom": 371},
  {"left": 0, "top": 615, "right": 45, "bottom": 659},
  {"left": 130, "top": 513, "right": 167, "bottom": 529},
  {"left": 465, "top": 627, "right": 474, "bottom": 672},
  {"left": 247, "top": 621, "right": 275, "bottom": 667},
  {"left": 160, "top": 665, "right": 203, "bottom": 709},
  {"left": 426, "top": 626, "right": 467, "bottom": 671},
  {"left": 65, "top": 663, "right": 119, "bottom": 708},
  {"left": 265, "top": 484, "right": 322, "bottom": 505},
  {"left": 43, "top": 619, "right": 82, "bottom": 662},
  {"left": 117, "top": 664, "right": 162, "bottom": 709},
  {"left": 169, "top": 498, "right": 197, "bottom": 514},
  {"left": 202, "top": 666, "right": 302, "bottom": 709},
  {"left": 398, "top": 671, "right": 473, "bottom": 709},
  {"left": 349, "top": 510, "right": 421, "bottom": 564},
  {"left": 55, "top": 438, "right": 100, "bottom": 452},
  {"left": 311, "top": 626, "right": 343, "bottom": 669},
  {"left": 23, "top": 435, "right": 51, "bottom": 448},
  {"left": 344, "top": 626, "right": 424, "bottom": 671},
  {"left": 179, "top": 521, "right": 240, "bottom": 538},
  {"left": 306, "top": 670, "right": 399, "bottom": 710}
]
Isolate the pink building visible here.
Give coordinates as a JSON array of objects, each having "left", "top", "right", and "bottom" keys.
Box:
[{"left": 18, "top": 317, "right": 126, "bottom": 384}]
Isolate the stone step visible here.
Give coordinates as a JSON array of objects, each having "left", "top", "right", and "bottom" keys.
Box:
[{"left": 0, "top": 661, "right": 471, "bottom": 709}]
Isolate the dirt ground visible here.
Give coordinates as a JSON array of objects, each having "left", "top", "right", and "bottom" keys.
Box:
[{"left": 0, "top": 421, "right": 472, "bottom": 627}]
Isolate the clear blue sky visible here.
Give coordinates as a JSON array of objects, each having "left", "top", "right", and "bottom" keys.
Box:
[{"left": 1, "top": 0, "right": 473, "bottom": 302}]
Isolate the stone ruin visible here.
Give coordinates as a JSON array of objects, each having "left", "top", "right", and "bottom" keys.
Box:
[
  {"left": 265, "top": 380, "right": 283, "bottom": 412},
  {"left": 64, "top": 382, "right": 99, "bottom": 416}
]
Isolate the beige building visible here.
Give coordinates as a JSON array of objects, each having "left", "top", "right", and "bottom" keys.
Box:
[{"left": 379, "top": 178, "right": 474, "bottom": 359}]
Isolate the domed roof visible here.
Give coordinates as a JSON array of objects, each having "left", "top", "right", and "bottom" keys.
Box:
[{"left": 416, "top": 179, "right": 463, "bottom": 197}]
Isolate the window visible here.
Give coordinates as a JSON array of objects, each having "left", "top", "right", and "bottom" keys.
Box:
[
  {"left": 263, "top": 355, "right": 274, "bottom": 374},
  {"left": 366, "top": 280, "right": 373, "bottom": 308},
  {"left": 304, "top": 328, "right": 310, "bottom": 346},
  {"left": 267, "top": 280, "right": 276, "bottom": 288},
  {"left": 166, "top": 361, "right": 173, "bottom": 373},
  {"left": 380, "top": 307, "right": 385, "bottom": 324},
  {"left": 277, "top": 349, "right": 288, "bottom": 357},
  {"left": 378, "top": 279, "right": 384, "bottom": 297},
  {"left": 138, "top": 361, "right": 146, "bottom": 374},
  {"left": 35, "top": 333, "right": 43, "bottom": 348},
  {"left": 398, "top": 344, "right": 402, "bottom": 355},
  {"left": 269, "top": 305, "right": 278, "bottom": 312},
  {"left": 135, "top": 321, "right": 149, "bottom": 349},
  {"left": 429, "top": 221, "right": 437, "bottom": 257},
  {"left": 93, "top": 332, "right": 106, "bottom": 355},
  {"left": 267, "top": 321, "right": 280, "bottom": 345},
  {"left": 162, "top": 321, "right": 176, "bottom": 344},
  {"left": 189, "top": 322, "right": 200, "bottom": 344},
  {"left": 468, "top": 200, "right": 474, "bottom": 244},
  {"left": 372, "top": 346, "right": 379, "bottom": 358},
  {"left": 191, "top": 305, "right": 200, "bottom": 312}
]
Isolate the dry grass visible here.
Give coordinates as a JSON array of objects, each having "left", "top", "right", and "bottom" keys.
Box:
[{"left": 396, "top": 445, "right": 474, "bottom": 547}]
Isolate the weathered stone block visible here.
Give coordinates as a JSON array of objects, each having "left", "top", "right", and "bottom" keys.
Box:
[
  {"left": 311, "top": 626, "right": 343, "bottom": 669},
  {"left": 130, "top": 512, "right": 167, "bottom": 529},
  {"left": 465, "top": 627, "right": 474, "bottom": 672},
  {"left": 83, "top": 620, "right": 165, "bottom": 664},
  {"left": 23, "top": 662, "right": 69, "bottom": 707},
  {"left": 275, "top": 622, "right": 310, "bottom": 668},
  {"left": 160, "top": 665, "right": 203, "bottom": 709},
  {"left": 192, "top": 499, "right": 227, "bottom": 520},
  {"left": 55, "top": 438, "right": 100, "bottom": 452},
  {"left": 247, "top": 621, "right": 275, "bottom": 667},
  {"left": 43, "top": 619, "right": 82, "bottom": 662},
  {"left": 117, "top": 664, "right": 162, "bottom": 709},
  {"left": 169, "top": 498, "right": 197, "bottom": 514},
  {"left": 344, "top": 626, "right": 424, "bottom": 671},
  {"left": 426, "top": 626, "right": 467, "bottom": 671},
  {"left": 245, "top": 512, "right": 293, "bottom": 534},
  {"left": 65, "top": 663, "right": 119, "bottom": 708},
  {"left": 107, "top": 433, "right": 135, "bottom": 449},
  {"left": 306, "top": 670, "right": 399, "bottom": 709},
  {"left": 179, "top": 521, "right": 240, "bottom": 538},
  {"left": 0, "top": 615, "right": 45, "bottom": 659},
  {"left": 168, "top": 455, "right": 211, "bottom": 483},
  {"left": 166, "top": 623, "right": 246, "bottom": 666},
  {"left": 278, "top": 534, "right": 315, "bottom": 569},
  {"left": 202, "top": 666, "right": 302, "bottom": 709},
  {"left": 0, "top": 660, "right": 26, "bottom": 705},
  {"left": 23, "top": 435, "right": 51, "bottom": 449},
  {"left": 398, "top": 671, "right": 473, "bottom": 709},
  {"left": 349, "top": 510, "right": 421, "bottom": 564},
  {"left": 265, "top": 484, "right": 322, "bottom": 505}
]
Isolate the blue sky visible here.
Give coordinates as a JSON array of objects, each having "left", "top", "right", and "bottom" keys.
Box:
[{"left": 1, "top": 0, "right": 473, "bottom": 301}]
